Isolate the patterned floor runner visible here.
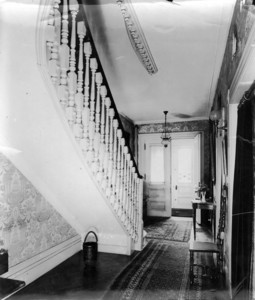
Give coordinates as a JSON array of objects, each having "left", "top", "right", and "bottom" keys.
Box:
[
  {"left": 102, "top": 239, "right": 189, "bottom": 300},
  {"left": 145, "top": 218, "right": 192, "bottom": 242},
  {"left": 103, "top": 218, "right": 227, "bottom": 300}
]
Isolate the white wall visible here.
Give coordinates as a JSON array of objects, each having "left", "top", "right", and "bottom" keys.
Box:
[{"left": 0, "top": 0, "right": 130, "bottom": 256}]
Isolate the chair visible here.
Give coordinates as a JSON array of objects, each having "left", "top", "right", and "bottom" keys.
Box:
[{"left": 189, "top": 188, "right": 227, "bottom": 285}]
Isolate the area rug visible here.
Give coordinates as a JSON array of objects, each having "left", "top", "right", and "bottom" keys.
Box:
[
  {"left": 145, "top": 218, "right": 192, "bottom": 242},
  {"left": 102, "top": 239, "right": 190, "bottom": 300},
  {"left": 182, "top": 252, "right": 227, "bottom": 300},
  {"left": 102, "top": 217, "right": 230, "bottom": 300}
]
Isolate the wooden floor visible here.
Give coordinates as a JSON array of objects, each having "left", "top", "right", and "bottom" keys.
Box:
[
  {"left": 0, "top": 278, "right": 25, "bottom": 300},
  {"left": 7, "top": 251, "right": 135, "bottom": 300},
  {"left": 3, "top": 217, "right": 228, "bottom": 300}
]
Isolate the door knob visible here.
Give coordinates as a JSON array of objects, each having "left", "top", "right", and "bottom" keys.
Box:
[{"left": 175, "top": 185, "right": 178, "bottom": 190}]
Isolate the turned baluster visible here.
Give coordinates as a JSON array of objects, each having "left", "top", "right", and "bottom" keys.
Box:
[
  {"left": 46, "top": 4, "right": 54, "bottom": 54},
  {"left": 101, "top": 97, "right": 111, "bottom": 190},
  {"left": 136, "top": 175, "right": 143, "bottom": 239},
  {"left": 127, "top": 160, "right": 134, "bottom": 234},
  {"left": 90, "top": 58, "right": 97, "bottom": 121},
  {"left": 125, "top": 153, "right": 131, "bottom": 229},
  {"left": 87, "top": 58, "right": 98, "bottom": 163},
  {"left": 104, "top": 97, "right": 111, "bottom": 155},
  {"left": 53, "top": 1, "right": 61, "bottom": 38},
  {"left": 135, "top": 173, "right": 140, "bottom": 237},
  {"left": 80, "top": 42, "right": 92, "bottom": 153},
  {"left": 115, "top": 129, "right": 122, "bottom": 212},
  {"left": 100, "top": 86, "right": 107, "bottom": 145},
  {"left": 118, "top": 137, "right": 125, "bottom": 218},
  {"left": 66, "top": 0, "right": 79, "bottom": 129},
  {"left": 108, "top": 110, "right": 115, "bottom": 162},
  {"left": 47, "top": 0, "right": 61, "bottom": 87},
  {"left": 121, "top": 146, "right": 128, "bottom": 224},
  {"left": 98, "top": 86, "right": 107, "bottom": 175},
  {"left": 106, "top": 108, "right": 115, "bottom": 198},
  {"left": 74, "top": 21, "right": 86, "bottom": 144},
  {"left": 131, "top": 168, "right": 137, "bottom": 238},
  {"left": 46, "top": 1, "right": 55, "bottom": 59},
  {"left": 134, "top": 176, "right": 140, "bottom": 240},
  {"left": 92, "top": 72, "right": 102, "bottom": 174},
  {"left": 129, "top": 165, "right": 135, "bottom": 236},
  {"left": 112, "top": 119, "right": 119, "bottom": 172},
  {"left": 134, "top": 178, "right": 140, "bottom": 241},
  {"left": 84, "top": 42, "right": 91, "bottom": 110},
  {"left": 110, "top": 119, "right": 118, "bottom": 207},
  {"left": 95, "top": 73, "right": 102, "bottom": 134},
  {"left": 69, "top": 0, "right": 79, "bottom": 73},
  {"left": 58, "top": 0, "right": 69, "bottom": 109},
  {"left": 53, "top": 1, "right": 61, "bottom": 87},
  {"left": 125, "top": 153, "right": 131, "bottom": 228},
  {"left": 133, "top": 175, "right": 138, "bottom": 238}
]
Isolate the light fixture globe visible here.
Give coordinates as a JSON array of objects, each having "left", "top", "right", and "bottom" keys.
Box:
[
  {"left": 209, "top": 109, "right": 222, "bottom": 122},
  {"left": 161, "top": 111, "right": 171, "bottom": 147},
  {"left": 161, "top": 136, "right": 170, "bottom": 148},
  {"left": 209, "top": 107, "right": 227, "bottom": 133}
]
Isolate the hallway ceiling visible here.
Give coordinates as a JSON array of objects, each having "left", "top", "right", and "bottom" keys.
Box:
[{"left": 84, "top": 0, "right": 236, "bottom": 124}]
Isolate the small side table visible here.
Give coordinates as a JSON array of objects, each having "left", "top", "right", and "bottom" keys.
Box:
[{"left": 191, "top": 200, "right": 216, "bottom": 241}]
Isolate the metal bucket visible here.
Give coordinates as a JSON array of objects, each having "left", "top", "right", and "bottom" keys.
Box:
[
  {"left": 83, "top": 231, "right": 98, "bottom": 262},
  {"left": 0, "top": 249, "right": 8, "bottom": 275}
]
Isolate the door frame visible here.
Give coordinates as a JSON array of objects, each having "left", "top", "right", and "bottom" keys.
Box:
[
  {"left": 138, "top": 131, "right": 203, "bottom": 217},
  {"left": 170, "top": 132, "right": 202, "bottom": 214}
]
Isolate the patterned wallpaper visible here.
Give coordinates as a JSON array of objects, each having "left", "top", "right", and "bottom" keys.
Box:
[
  {"left": 213, "top": 0, "right": 255, "bottom": 106},
  {"left": 0, "top": 153, "right": 77, "bottom": 267},
  {"left": 137, "top": 120, "right": 209, "bottom": 134}
]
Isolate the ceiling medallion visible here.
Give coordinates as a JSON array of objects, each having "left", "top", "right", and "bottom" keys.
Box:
[{"left": 116, "top": 0, "right": 158, "bottom": 75}]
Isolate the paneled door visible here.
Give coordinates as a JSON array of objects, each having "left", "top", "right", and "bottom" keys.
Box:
[
  {"left": 139, "top": 132, "right": 201, "bottom": 218},
  {"left": 139, "top": 134, "right": 171, "bottom": 217},
  {"left": 171, "top": 137, "right": 200, "bottom": 210}
]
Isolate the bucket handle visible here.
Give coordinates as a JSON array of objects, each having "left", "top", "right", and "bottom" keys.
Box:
[{"left": 84, "top": 231, "right": 98, "bottom": 243}]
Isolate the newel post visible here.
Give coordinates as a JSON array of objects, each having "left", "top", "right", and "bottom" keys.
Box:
[{"left": 134, "top": 178, "right": 144, "bottom": 251}]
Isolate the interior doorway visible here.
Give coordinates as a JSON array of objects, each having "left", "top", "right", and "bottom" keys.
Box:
[
  {"left": 171, "top": 134, "right": 201, "bottom": 217},
  {"left": 139, "top": 132, "right": 201, "bottom": 218}
]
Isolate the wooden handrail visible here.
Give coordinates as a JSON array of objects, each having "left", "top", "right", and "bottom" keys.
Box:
[{"left": 79, "top": 2, "right": 142, "bottom": 178}]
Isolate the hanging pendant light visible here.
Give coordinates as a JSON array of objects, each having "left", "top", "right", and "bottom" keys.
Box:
[{"left": 161, "top": 111, "right": 171, "bottom": 147}]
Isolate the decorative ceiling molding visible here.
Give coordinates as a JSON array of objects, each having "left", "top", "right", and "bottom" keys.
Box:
[{"left": 116, "top": 0, "right": 158, "bottom": 75}]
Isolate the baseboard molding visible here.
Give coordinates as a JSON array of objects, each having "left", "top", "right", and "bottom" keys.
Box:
[
  {"left": 98, "top": 235, "right": 132, "bottom": 255},
  {"left": 98, "top": 242, "right": 130, "bottom": 256},
  {"left": 172, "top": 209, "right": 192, "bottom": 218},
  {"left": 1, "top": 235, "right": 81, "bottom": 286}
]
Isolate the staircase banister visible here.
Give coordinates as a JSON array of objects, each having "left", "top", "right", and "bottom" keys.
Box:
[
  {"left": 79, "top": 1, "right": 142, "bottom": 179},
  {"left": 41, "top": 0, "right": 145, "bottom": 253}
]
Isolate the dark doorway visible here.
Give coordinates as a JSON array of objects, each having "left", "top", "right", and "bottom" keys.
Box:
[{"left": 231, "top": 90, "right": 254, "bottom": 299}]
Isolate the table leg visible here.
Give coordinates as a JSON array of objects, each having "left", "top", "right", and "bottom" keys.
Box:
[
  {"left": 193, "top": 207, "right": 196, "bottom": 240},
  {"left": 190, "top": 251, "right": 194, "bottom": 284},
  {"left": 211, "top": 208, "right": 215, "bottom": 242},
  {"left": 210, "top": 210, "right": 213, "bottom": 242}
]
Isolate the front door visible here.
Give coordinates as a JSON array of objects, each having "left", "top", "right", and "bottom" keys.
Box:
[{"left": 171, "top": 138, "right": 198, "bottom": 212}]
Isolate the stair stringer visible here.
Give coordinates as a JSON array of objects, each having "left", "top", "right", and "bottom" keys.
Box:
[{"left": 0, "top": 0, "right": 132, "bottom": 256}]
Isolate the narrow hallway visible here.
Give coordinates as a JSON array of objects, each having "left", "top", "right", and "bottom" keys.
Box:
[{"left": 5, "top": 217, "right": 228, "bottom": 300}]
